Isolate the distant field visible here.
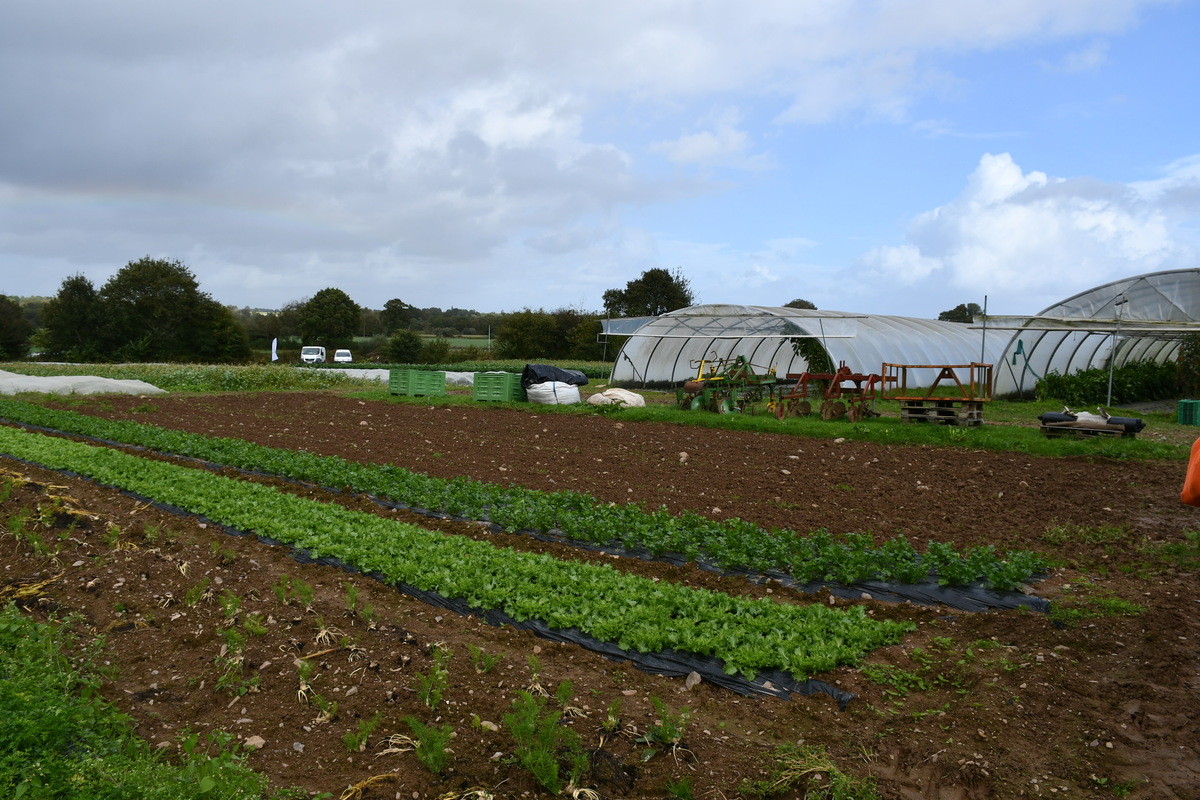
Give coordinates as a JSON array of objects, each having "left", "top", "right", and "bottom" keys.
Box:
[{"left": 420, "top": 334, "right": 491, "bottom": 349}]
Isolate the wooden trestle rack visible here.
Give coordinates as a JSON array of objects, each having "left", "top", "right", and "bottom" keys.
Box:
[{"left": 881, "top": 363, "right": 994, "bottom": 426}]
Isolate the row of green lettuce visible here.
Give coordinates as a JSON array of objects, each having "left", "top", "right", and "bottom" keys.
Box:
[
  {"left": 0, "top": 397, "right": 1045, "bottom": 590},
  {"left": 0, "top": 425, "right": 910, "bottom": 680}
]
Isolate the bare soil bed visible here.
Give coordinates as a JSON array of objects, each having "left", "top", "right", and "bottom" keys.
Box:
[{"left": 2, "top": 390, "right": 1199, "bottom": 799}]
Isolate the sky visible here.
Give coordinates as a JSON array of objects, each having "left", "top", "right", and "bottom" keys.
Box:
[{"left": 2, "top": 0, "right": 1199, "bottom": 320}]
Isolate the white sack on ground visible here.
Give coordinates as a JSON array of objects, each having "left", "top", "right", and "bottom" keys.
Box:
[
  {"left": 586, "top": 388, "right": 646, "bottom": 408},
  {"left": 526, "top": 381, "right": 581, "bottom": 404},
  {"left": 0, "top": 369, "right": 166, "bottom": 396}
]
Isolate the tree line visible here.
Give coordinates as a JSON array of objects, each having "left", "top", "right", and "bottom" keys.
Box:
[
  {"left": 0, "top": 260, "right": 711, "bottom": 364},
  {"left": 2, "top": 255, "right": 994, "bottom": 366}
]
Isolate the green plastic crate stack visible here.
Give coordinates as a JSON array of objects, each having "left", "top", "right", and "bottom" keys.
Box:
[
  {"left": 1178, "top": 399, "right": 1200, "bottom": 425},
  {"left": 473, "top": 371, "right": 526, "bottom": 402},
  {"left": 389, "top": 369, "right": 447, "bottom": 397},
  {"left": 388, "top": 369, "right": 411, "bottom": 395}
]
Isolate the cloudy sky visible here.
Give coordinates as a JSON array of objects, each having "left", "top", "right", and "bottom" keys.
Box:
[{"left": 3, "top": 0, "right": 1198, "bottom": 319}]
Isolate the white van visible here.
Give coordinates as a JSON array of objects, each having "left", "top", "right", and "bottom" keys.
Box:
[
  {"left": 300, "top": 346, "right": 326, "bottom": 364},
  {"left": 333, "top": 349, "right": 353, "bottom": 363}
]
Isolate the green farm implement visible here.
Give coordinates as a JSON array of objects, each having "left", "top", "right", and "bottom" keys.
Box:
[{"left": 675, "top": 355, "right": 780, "bottom": 414}]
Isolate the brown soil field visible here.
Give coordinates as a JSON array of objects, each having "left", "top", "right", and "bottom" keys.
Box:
[{"left": 2, "top": 390, "right": 1199, "bottom": 799}]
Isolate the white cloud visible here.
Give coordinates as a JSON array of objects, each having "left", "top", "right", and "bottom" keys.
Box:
[
  {"left": 655, "top": 124, "right": 748, "bottom": 165},
  {"left": 774, "top": 53, "right": 922, "bottom": 125},
  {"left": 1133, "top": 154, "right": 1200, "bottom": 212},
  {"left": 0, "top": 0, "right": 1180, "bottom": 311},
  {"left": 764, "top": 237, "right": 819, "bottom": 257},
  {"left": 1046, "top": 39, "right": 1111, "bottom": 72},
  {"left": 861, "top": 152, "right": 1197, "bottom": 303},
  {"left": 910, "top": 119, "right": 1023, "bottom": 139},
  {"left": 651, "top": 110, "right": 773, "bottom": 170},
  {"left": 964, "top": 152, "right": 1051, "bottom": 205},
  {"left": 860, "top": 244, "right": 944, "bottom": 283}
]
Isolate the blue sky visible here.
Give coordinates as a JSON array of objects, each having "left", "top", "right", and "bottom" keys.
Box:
[{"left": 2, "top": 0, "right": 1198, "bottom": 319}]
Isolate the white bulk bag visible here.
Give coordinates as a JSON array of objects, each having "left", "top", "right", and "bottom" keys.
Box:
[{"left": 526, "top": 381, "right": 581, "bottom": 404}]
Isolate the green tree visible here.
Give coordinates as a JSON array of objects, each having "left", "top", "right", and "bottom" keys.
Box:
[
  {"left": 274, "top": 300, "right": 304, "bottom": 343},
  {"left": 99, "top": 256, "right": 249, "bottom": 362},
  {"left": 0, "top": 295, "right": 34, "bottom": 359},
  {"left": 566, "top": 317, "right": 607, "bottom": 361},
  {"left": 360, "top": 308, "right": 384, "bottom": 337},
  {"left": 299, "top": 288, "right": 361, "bottom": 345},
  {"left": 421, "top": 337, "right": 452, "bottom": 364},
  {"left": 938, "top": 303, "right": 983, "bottom": 324},
  {"left": 194, "top": 304, "right": 252, "bottom": 363},
  {"left": 380, "top": 298, "right": 413, "bottom": 334},
  {"left": 235, "top": 306, "right": 284, "bottom": 350},
  {"left": 495, "top": 309, "right": 562, "bottom": 359},
  {"left": 386, "top": 329, "right": 424, "bottom": 363},
  {"left": 40, "top": 274, "right": 107, "bottom": 361},
  {"left": 784, "top": 298, "right": 818, "bottom": 310},
  {"left": 100, "top": 256, "right": 197, "bottom": 358},
  {"left": 20, "top": 297, "right": 45, "bottom": 332},
  {"left": 602, "top": 267, "right": 695, "bottom": 317},
  {"left": 789, "top": 336, "right": 834, "bottom": 374}
]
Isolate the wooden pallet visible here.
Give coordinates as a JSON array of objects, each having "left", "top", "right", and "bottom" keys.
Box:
[{"left": 899, "top": 400, "right": 984, "bottom": 426}]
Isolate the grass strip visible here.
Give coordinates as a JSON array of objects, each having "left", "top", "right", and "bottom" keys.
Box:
[
  {"left": 539, "top": 399, "right": 1185, "bottom": 460},
  {"left": 0, "top": 425, "right": 911, "bottom": 680},
  {"left": 0, "top": 397, "right": 1045, "bottom": 590}
]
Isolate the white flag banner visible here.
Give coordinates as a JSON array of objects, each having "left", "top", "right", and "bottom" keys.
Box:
[{"left": 271, "top": 338, "right": 278, "bottom": 362}]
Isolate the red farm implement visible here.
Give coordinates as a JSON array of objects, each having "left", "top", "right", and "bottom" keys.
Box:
[{"left": 775, "top": 362, "right": 889, "bottom": 422}]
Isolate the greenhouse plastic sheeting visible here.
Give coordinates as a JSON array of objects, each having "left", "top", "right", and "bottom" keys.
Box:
[
  {"left": 610, "top": 304, "right": 1006, "bottom": 388},
  {"left": 995, "top": 269, "right": 1200, "bottom": 396}
]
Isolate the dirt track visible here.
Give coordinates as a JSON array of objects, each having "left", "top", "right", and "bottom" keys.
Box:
[{"left": 3, "top": 390, "right": 1198, "bottom": 798}]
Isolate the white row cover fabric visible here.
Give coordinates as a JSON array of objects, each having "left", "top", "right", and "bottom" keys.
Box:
[
  {"left": 610, "top": 305, "right": 1006, "bottom": 388},
  {"left": 994, "top": 269, "right": 1200, "bottom": 396}
]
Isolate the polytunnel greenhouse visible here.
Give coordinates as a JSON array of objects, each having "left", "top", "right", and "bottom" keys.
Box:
[
  {"left": 608, "top": 304, "right": 1007, "bottom": 388},
  {"left": 991, "top": 269, "right": 1200, "bottom": 396}
]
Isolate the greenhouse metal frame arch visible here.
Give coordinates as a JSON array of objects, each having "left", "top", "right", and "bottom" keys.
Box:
[
  {"left": 609, "top": 305, "right": 1005, "bottom": 389},
  {"left": 991, "top": 269, "right": 1200, "bottom": 397}
]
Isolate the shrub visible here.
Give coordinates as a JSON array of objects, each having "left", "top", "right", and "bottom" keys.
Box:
[
  {"left": 420, "top": 337, "right": 452, "bottom": 364},
  {"left": 386, "top": 329, "right": 424, "bottom": 363},
  {"left": 1036, "top": 360, "right": 1177, "bottom": 406}
]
